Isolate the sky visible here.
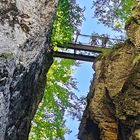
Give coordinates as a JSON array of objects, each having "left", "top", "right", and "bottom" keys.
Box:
[
  {"left": 65, "top": 0, "right": 122, "bottom": 140},
  {"left": 65, "top": 62, "right": 93, "bottom": 140}
]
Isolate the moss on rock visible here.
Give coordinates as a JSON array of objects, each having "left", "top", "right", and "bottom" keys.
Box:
[{"left": 0, "top": 53, "right": 14, "bottom": 59}]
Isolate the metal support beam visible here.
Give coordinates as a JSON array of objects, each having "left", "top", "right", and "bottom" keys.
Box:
[{"left": 53, "top": 51, "right": 96, "bottom": 62}]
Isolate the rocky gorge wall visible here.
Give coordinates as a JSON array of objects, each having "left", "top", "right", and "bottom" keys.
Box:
[
  {"left": 0, "top": 0, "right": 58, "bottom": 139},
  {"left": 78, "top": 4, "right": 140, "bottom": 140}
]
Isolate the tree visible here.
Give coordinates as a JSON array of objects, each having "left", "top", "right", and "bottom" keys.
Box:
[
  {"left": 29, "top": 0, "right": 85, "bottom": 139},
  {"left": 52, "top": 0, "right": 84, "bottom": 46},
  {"left": 29, "top": 59, "right": 76, "bottom": 140},
  {"left": 93, "top": 0, "right": 137, "bottom": 31}
]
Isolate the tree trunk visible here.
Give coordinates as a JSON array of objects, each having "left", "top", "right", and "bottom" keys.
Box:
[
  {"left": 78, "top": 4, "right": 140, "bottom": 140},
  {"left": 0, "top": 0, "right": 58, "bottom": 139}
]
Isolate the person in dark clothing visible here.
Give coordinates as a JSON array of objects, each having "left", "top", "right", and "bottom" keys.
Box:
[
  {"left": 101, "top": 35, "right": 109, "bottom": 48},
  {"left": 90, "top": 35, "right": 98, "bottom": 47}
]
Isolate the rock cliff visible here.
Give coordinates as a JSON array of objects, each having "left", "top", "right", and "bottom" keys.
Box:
[
  {"left": 0, "top": 0, "right": 58, "bottom": 139},
  {"left": 78, "top": 4, "right": 140, "bottom": 140}
]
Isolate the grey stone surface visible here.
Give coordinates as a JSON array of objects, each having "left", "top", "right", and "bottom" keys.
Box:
[{"left": 0, "top": 0, "right": 58, "bottom": 139}]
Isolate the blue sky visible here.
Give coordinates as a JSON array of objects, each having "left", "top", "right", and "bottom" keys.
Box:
[
  {"left": 65, "top": 1, "right": 95, "bottom": 140},
  {"left": 77, "top": 0, "right": 122, "bottom": 36},
  {"left": 65, "top": 0, "right": 122, "bottom": 139},
  {"left": 65, "top": 61, "right": 93, "bottom": 140}
]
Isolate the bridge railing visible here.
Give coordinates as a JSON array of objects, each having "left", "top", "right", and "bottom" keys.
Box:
[
  {"left": 73, "top": 32, "right": 124, "bottom": 48},
  {"left": 54, "top": 32, "right": 125, "bottom": 62}
]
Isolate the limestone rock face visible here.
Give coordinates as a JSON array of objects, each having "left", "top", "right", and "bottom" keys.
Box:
[
  {"left": 0, "top": 0, "right": 58, "bottom": 139},
  {"left": 78, "top": 4, "right": 140, "bottom": 140}
]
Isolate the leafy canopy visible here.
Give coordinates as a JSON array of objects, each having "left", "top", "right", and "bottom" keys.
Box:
[
  {"left": 52, "top": 0, "right": 84, "bottom": 46},
  {"left": 93, "top": 0, "right": 137, "bottom": 31},
  {"left": 30, "top": 59, "right": 76, "bottom": 140}
]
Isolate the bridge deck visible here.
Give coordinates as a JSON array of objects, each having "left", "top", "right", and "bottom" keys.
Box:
[
  {"left": 54, "top": 51, "right": 96, "bottom": 62},
  {"left": 53, "top": 43, "right": 111, "bottom": 62},
  {"left": 57, "top": 43, "right": 109, "bottom": 53}
]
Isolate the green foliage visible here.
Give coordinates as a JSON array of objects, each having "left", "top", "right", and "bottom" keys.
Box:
[
  {"left": 51, "top": 0, "right": 73, "bottom": 46},
  {"left": 29, "top": 0, "right": 84, "bottom": 139},
  {"left": 51, "top": 0, "right": 84, "bottom": 47},
  {"left": 93, "top": 0, "right": 137, "bottom": 31},
  {"left": 125, "top": 16, "right": 133, "bottom": 27},
  {"left": 115, "top": 0, "right": 136, "bottom": 21},
  {"left": 97, "top": 48, "right": 113, "bottom": 59},
  {"left": 29, "top": 59, "right": 75, "bottom": 140},
  {"left": 97, "top": 43, "right": 123, "bottom": 59},
  {"left": 0, "top": 53, "right": 14, "bottom": 59}
]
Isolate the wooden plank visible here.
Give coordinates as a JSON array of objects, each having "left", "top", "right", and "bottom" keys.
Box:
[
  {"left": 57, "top": 43, "right": 110, "bottom": 53},
  {"left": 53, "top": 51, "right": 96, "bottom": 62}
]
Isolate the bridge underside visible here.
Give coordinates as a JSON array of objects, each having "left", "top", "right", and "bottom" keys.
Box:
[
  {"left": 53, "top": 51, "right": 96, "bottom": 62},
  {"left": 53, "top": 43, "right": 111, "bottom": 62}
]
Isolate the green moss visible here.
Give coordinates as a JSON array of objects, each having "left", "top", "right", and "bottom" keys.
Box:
[
  {"left": 0, "top": 53, "right": 14, "bottom": 59},
  {"left": 133, "top": 54, "right": 140, "bottom": 65},
  {"left": 125, "top": 4, "right": 140, "bottom": 27},
  {"left": 132, "top": 4, "right": 140, "bottom": 17},
  {"left": 98, "top": 48, "right": 113, "bottom": 59},
  {"left": 125, "top": 16, "right": 133, "bottom": 26},
  {"left": 97, "top": 43, "right": 123, "bottom": 59}
]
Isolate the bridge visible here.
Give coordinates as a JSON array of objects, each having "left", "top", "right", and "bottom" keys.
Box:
[{"left": 53, "top": 33, "right": 124, "bottom": 62}]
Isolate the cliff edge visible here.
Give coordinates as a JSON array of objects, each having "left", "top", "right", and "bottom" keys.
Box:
[{"left": 0, "top": 0, "right": 58, "bottom": 139}]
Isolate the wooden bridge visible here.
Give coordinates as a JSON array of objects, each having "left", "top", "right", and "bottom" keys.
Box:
[{"left": 53, "top": 33, "right": 124, "bottom": 62}]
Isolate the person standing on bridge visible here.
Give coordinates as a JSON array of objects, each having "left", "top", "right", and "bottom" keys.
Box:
[
  {"left": 90, "top": 34, "right": 98, "bottom": 47},
  {"left": 101, "top": 35, "right": 109, "bottom": 48}
]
